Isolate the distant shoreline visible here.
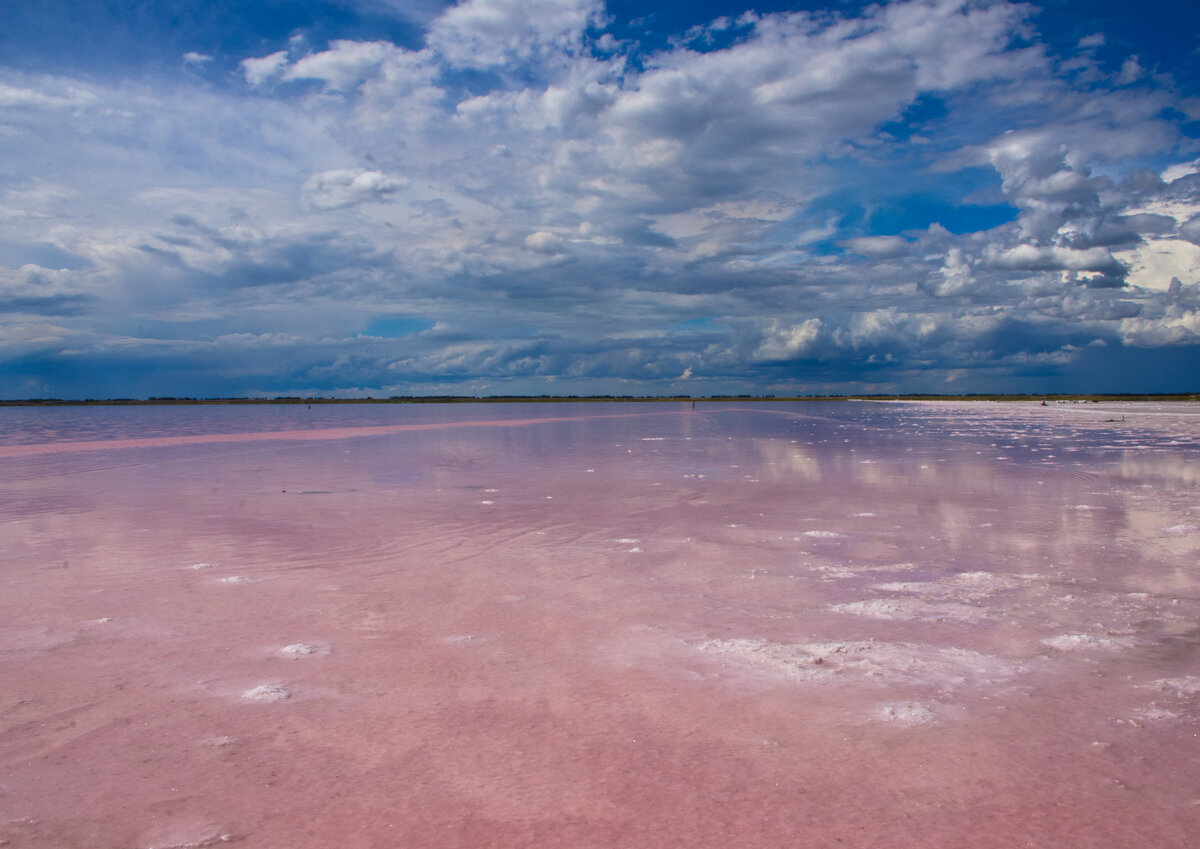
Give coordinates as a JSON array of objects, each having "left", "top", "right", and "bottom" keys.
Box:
[{"left": 2, "top": 393, "right": 1198, "bottom": 407}]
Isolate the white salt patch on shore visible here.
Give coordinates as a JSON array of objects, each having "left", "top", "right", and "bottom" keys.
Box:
[
  {"left": 241, "top": 684, "right": 290, "bottom": 702},
  {"left": 1041, "top": 634, "right": 1133, "bottom": 651}
]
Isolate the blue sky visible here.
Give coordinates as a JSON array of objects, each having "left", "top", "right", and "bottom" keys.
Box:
[{"left": 2, "top": 0, "right": 1199, "bottom": 398}]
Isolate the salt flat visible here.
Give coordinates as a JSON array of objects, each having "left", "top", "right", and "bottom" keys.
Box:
[{"left": 1, "top": 401, "right": 1198, "bottom": 848}]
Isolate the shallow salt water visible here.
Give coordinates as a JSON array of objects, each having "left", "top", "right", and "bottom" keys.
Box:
[{"left": 2, "top": 400, "right": 1199, "bottom": 848}]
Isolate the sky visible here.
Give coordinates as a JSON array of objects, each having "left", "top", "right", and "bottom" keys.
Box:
[{"left": 2, "top": 0, "right": 1200, "bottom": 399}]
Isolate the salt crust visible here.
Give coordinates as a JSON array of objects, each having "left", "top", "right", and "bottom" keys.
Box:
[
  {"left": 698, "top": 638, "right": 1018, "bottom": 691},
  {"left": 241, "top": 684, "right": 290, "bottom": 702}
]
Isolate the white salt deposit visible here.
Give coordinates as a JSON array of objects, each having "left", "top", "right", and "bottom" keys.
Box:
[
  {"left": 1145, "top": 676, "right": 1200, "bottom": 696},
  {"left": 1130, "top": 706, "right": 1182, "bottom": 723},
  {"left": 144, "top": 824, "right": 241, "bottom": 848},
  {"left": 241, "top": 684, "right": 290, "bottom": 702},
  {"left": 279, "top": 643, "right": 330, "bottom": 657},
  {"left": 876, "top": 701, "right": 940, "bottom": 725},
  {"left": 444, "top": 634, "right": 487, "bottom": 644},
  {"left": 873, "top": 572, "right": 1025, "bottom": 604},
  {"left": 1041, "top": 634, "right": 1133, "bottom": 651},
  {"left": 698, "top": 638, "right": 1019, "bottom": 692},
  {"left": 830, "top": 598, "right": 987, "bottom": 623}
]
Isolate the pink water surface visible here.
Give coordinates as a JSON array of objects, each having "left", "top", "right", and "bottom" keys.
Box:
[{"left": 2, "top": 401, "right": 1199, "bottom": 848}]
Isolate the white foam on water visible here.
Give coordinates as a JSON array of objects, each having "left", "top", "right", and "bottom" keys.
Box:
[
  {"left": 479, "top": 500, "right": 495, "bottom": 505},
  {"left": 188, "top": 563, "right": 213, "bottom": 570},
  {"left": 241, "top": 684, "right": 290, "bottom": 702},
  {"left": 217, "top": 576, "right": 253, "bottom": 585},
  {"left": 1162, "top": 524, "right": 1198, "bottom": 533},
  {"left": 799, "top": 530, "right": 843, "bottom": 539}
]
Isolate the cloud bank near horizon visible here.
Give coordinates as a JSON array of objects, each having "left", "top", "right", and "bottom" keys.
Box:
[{"left": 2, "top": 0, "right": 1200, "bottom": 398}]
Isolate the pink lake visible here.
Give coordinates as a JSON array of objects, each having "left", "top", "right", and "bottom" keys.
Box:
[{"left": 2, "top": 400, "right": 1199, "bottom": 848}]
